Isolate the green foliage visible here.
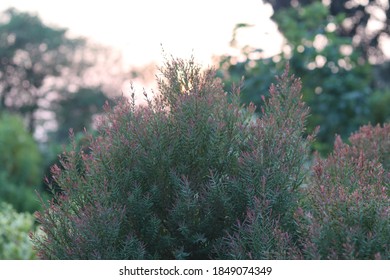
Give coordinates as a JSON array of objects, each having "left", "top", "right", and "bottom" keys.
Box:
[
  {"left": 368, "top": 88, "right": 390, "bottom": 125},
  {"left": 297, "top": 124, "right": 390, "bottom": 259},
  {"left": 264, "top": 0, "right": 389, "bottom": 62},
  {"left": 32, "top": 57, "right": 313, "bottom": 259},
  {"left": 40, "top": 130, "right": 96, "bottom": 196},
  {"left": 0, "top": 113, "right": 44, "bottom": 213},
  {"left": 348, "top": 123, "right": 390, "bottom": 171},
  {"left": 53, "top": 87, "right": 112, "bottom": 142},
  {"left": 0, "top": 173, "right": 42, "bottom": 213},
  {"left": 218, "top": 198, "right": 302, "bottom": 259},
  {"left": 0, "top": 113, "right": 42, "bottom": 186},
  {"left": 216, "top": 66, "right": 313, "bottom": 259},
  {"left": 0, "top": 202, "right": 37, "bottom": 259},
  {"left": 218, "top": 2, "right": 374, "bottom": 154},
  {"left": 31, "top": 56, "right": 390, "bottom": 260}
]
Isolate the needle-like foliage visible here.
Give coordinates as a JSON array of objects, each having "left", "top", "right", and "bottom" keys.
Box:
[{"left": 32, "top": 57, "right": 314, "bottom": 259}]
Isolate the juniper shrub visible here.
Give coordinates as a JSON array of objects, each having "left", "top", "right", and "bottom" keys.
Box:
[
  {"left": 298, "top": 124, "right": 390, "bottom": 259},
  {"left": 216, "top": 66, "right": 314, "bottom": 259},
  {"left": 31, "top": 57, "right": 313, "bottom": 259},
  {"left": 348, "top": 123, "right": 389, "bottom": 172}
]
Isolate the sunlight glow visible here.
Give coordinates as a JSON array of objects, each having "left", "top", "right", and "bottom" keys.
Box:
[{"left": 0, "top": 0, "right": 280, "bottom": 69}]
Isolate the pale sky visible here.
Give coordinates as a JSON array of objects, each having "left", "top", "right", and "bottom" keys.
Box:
[{"left": 0, "top": 0, "right": 283, "bottom": 68}]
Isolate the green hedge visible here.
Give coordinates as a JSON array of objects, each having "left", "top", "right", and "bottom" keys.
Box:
[{"left": 0, "top": 202, "right": 37, "bottom": 259}]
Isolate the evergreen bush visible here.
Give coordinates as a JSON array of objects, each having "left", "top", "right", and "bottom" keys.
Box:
[
  {"left": 298, "top": 123, "right": 390, "bottom": 259},
  {"left": 32, "top": 57, "right": 313, "bottom": 259},
  {"left": 348, "top": 123, "right": 389, "bottom": 171}
]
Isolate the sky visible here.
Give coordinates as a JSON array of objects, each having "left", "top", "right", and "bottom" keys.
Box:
[{"left": 0, "top": 0, "right": 283, "bottom": 69}]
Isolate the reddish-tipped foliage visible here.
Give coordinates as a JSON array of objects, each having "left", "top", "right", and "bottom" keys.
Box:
[
  {"left": 217, "top": 64, "right": 314, "bottom": 259},
  {"left": 31, "top": 57, "right": 313, "bottom": 259},
  {"left": 298, "top": 124, "right": 390, "bottom": 259},
  {"left": 31, "top": 56, "right": 390, "bottom": 260},
  {"left": 218, "top": 197, "right": 303, "bottom": 260},
  {"left": 348, "top": 123, "right": 390, "bottom": 171}
]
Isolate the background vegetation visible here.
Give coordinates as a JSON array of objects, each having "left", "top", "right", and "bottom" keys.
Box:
[
  {"left": 0, "top": 202, "right": 38, "bottom": 259},
  {"left": 217, "top": 0, "right": 390, "bottom": 154},
  {"left": 0, "top": 8, "right": 124, "bottom": 259}
]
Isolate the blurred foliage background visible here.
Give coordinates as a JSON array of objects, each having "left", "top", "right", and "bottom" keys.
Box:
[
  {"left": 0, "top": 202, "right": 38, "bottom": 259},
  {"left": 0, "top": 113, "right": 43, "bottom": 213},
  {"left": 217, "top": 0, "right": 390, "bottom": 154},
  {"left": 0, "top": 0, "right": 389, "bottom": 259}
]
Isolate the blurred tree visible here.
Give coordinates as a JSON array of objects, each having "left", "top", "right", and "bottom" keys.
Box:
[
  {"left": 0, "top": 8, "right": 87, "bottom": 133},
  {"left": 0, "top": 8, "right": 128, "bottom": 208},
  {"left": 53, "top": 87, "right": 112, "bottom": 142},
  {"left": 0, "top": 113, "right": 44, "bottom": 212},
  {"left": 264, "top": 0, "right": 390, "bottom": 63},
  {"left": 218, "top": 2, "right": 377, "bottom": 154},
  {"left": 0, "top": 113, "right": 42, "bottom": 186},
  {"left": 0, "top": 8, "right": 124, "bottom": 140}
]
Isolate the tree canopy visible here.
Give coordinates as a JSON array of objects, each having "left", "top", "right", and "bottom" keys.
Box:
[
  {"left": 0, "top": 8, "right": 122, "bottom": 141},
  {"left": 217, "top": 1, "right": 390, "bottom": 153},
  {"left": 0, "top": 8, "right": 86, "bottom": 133},
  {"left": 264, "top": 0, "right": 389, "bottom": 63}
]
